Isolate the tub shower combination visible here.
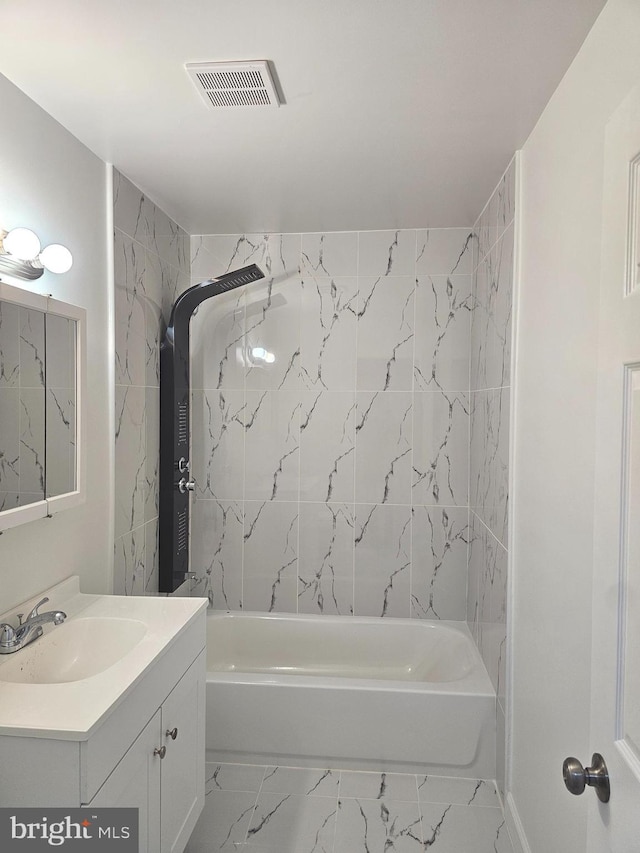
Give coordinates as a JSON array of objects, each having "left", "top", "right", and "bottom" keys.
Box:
[
  {"left": 204, "top": 612, "right": 495, "bottom": 778},
  {"left": 159, "top": 267, "right": 496, "bottom": 781}
]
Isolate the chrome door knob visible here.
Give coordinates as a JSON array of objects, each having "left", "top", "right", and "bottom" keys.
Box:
[{"left": 563, "top": 753, "right": 610, "bottom": 802}]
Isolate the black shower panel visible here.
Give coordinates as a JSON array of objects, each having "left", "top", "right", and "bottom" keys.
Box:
[{"left": 159, "top": 264, "right": 265, "bottom": 593}]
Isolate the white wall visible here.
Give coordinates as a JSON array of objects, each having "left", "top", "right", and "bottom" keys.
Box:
[
  {"left": 0, "top": 73, "right": 112, "bottom": 611},
  {"left": 511, "top": 1, "right": 640, "bottom": 850}
]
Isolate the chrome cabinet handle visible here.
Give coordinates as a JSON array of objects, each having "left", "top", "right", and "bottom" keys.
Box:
[
  {"left": 154, "top": 746, "right": 167, "bottom": 759},
  {"left": 166, "top": 727, "right": 178, "bottom": 741},
  {"left": 563, "top": 753, "right": 610, "bottom": 802}
]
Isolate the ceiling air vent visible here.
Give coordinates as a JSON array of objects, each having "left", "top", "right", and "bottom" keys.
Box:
[{"left": 186, "top": 60, "right": 280, "bottom": 109}]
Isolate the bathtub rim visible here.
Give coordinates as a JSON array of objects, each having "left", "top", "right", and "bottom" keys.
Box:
[{"left": 205, "top": 611, "right": 495, "bottom": 697}]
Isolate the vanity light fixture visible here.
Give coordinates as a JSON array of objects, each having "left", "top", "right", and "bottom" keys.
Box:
[{"left": 0, "top": 227, "right": 73, "bottom": 281}]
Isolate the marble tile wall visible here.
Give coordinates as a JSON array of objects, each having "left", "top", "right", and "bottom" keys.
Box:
[
  {"left": 189, "top": 227, "right": 473, "bottom": 619},
  {"left": 0, "top": 303, "right": 46, "bottom": 509},
  {"left": 0, "top": 305, "right": 77, "bottom": 511},
  {"left": 45, "top": 314, "right": 77, "bottom": 499},
  {"left": 467, "top": 156, "right": 516, "bottom": 801},
  {"left": 112, "top": 169, "right": 190, "bottom": 595}
]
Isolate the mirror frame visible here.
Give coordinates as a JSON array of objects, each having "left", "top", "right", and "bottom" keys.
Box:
[{"left": 0, "top": 281, "right": 86, "bottom": 532}]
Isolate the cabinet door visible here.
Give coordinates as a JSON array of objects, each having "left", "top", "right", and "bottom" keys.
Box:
[
  {"left": 88, "top": 709, "right": 162, "bottom": 853},
  {"left": 160, "top": 651, "right": 205, "bottom": 853}
]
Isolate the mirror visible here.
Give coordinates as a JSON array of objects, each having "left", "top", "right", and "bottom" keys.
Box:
[{"left": 0, "top": 282, "right": 85, "bottom": 531}]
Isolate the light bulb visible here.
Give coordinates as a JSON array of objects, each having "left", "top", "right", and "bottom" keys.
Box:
[
  {"left": 4, "top": 228, "right": 41, "bottom": 261},
  {"left": 39, "top": 244, "right": 73, "bottom": 274},
  {"left": 251, "top": 346, "right": 276, "bottom": 364}
]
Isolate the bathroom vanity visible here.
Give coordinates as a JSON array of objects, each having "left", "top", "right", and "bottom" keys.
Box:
[{"left": 0, "top": 577, "right": 207, "bottom": 853}]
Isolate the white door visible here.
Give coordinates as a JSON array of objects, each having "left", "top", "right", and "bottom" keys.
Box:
[{"left": 586, "top": 81, "right": 640, "bottom": 851}]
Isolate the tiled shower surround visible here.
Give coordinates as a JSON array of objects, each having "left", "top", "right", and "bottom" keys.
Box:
[
  {"left": 188, "top": 227, "right": 474, "bottom": 619},
  {"left": 113, "top": 169, "right": 190, "bottom": 595},
  {"left": 112, "top": 165, "right": 515, "bottom": 795},
  {"left": 467, "top": 157, "right": 516, "bottom": 799}
]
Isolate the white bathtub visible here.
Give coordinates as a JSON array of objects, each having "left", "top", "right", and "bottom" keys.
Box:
[{"left": 205, "top": 612, "right": 496, "bottom": 778}]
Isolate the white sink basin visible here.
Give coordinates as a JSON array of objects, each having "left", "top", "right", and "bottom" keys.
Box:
[
  {"left": 0, "top": 577, "right": 206, "bottom": 738},
  {"left": 0, "top": 617, "right": 147, "bottom": 684}
]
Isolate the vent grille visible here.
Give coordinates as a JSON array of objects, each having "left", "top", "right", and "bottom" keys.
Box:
[
  {"left": 177, "top": 508, "right": 188, "bottom": 554},
  {"left": 186, "top": 61, "right": 280, "bottom": 109},
  {"left": 177, "top": 401, "right": 188, "bottom": 447}
]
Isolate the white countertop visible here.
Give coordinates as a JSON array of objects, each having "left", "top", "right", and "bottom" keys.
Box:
[{"left": 0, "top": 577, "right": 207, "bottom": 739}]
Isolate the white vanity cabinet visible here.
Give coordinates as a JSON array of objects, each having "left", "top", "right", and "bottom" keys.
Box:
[
  {"left": 88, "top": 650, "right": 205, "bottom": 853},
  {"left": 0, "top": 587, "right": 206, "bottom": 853}
]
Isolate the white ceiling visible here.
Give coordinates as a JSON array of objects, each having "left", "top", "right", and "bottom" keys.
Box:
[{"left": 1, "top": 0, "right": 606, "bottom": 234}]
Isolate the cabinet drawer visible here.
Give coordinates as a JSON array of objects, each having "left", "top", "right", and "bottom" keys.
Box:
[{"left": 81, "top": 615, "right": 204, "bottom": 803}]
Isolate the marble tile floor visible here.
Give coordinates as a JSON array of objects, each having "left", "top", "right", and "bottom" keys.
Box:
[{"left": 185, "top": 762, "right": 514, "bottom": 853}]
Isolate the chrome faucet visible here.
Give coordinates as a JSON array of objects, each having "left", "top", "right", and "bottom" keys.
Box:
[{"left": 0, "top": 597, "right": 67, "bottom": 654}]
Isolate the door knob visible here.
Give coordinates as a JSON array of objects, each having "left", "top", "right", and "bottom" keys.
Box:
[{"left": 563, "top": 753, "right": 610, "bottom": 802}]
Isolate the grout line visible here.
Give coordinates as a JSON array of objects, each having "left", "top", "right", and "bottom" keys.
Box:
[
  {"left": 352, "top": 232, "right": 360, "bottom": 615},
  {"left": 470, "top": 508, "right": 508, "bottom": 553},
  {"left": 241, "top": 280, "right": 247, "bottom": 612},
  {"left": 472, "top": 217, "right": 516, "bottom": 274},
  {"left": 409, "top": 245, "right": 418, "bottom": 617},
  {"left": 466, "top": 239, "right": 475, "bottom": 631},
  {"left": 239, "top": 765, "right": 268, "bottom": 845},
  {"left": 330, "top": 770, "right": 341, "bottom": 852},
  {"left": 295, "top": 244, "right": 301, "bottom": 616},
  {"left": 472, "top": 154, "right": 517, "bottom": 241}
]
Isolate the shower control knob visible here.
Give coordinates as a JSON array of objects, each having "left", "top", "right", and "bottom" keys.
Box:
[
  {"left": 563, "top": 753, "right": 610, "bottom": 802},
  {"left": 177, "top": 457, "right": 190, "bottom": 474},
  {"left": 177, "top": 478, "right": 196, "bottom": 494}
]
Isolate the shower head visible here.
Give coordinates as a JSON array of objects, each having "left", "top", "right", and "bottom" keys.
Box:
[
  {"left": 168, "top": 263, "right": 265, "bottom": 331},
  {"left": 210, "top": 263, "right": 265, "bottom": 291}
]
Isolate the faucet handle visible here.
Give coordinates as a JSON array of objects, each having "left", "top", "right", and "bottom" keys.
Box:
[
  {"left": 0, "top": 623, "right": 16, "bottom": 646},
  {"left": 27, "top": 597, "right": 49, "bottom": 620}
]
